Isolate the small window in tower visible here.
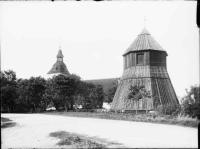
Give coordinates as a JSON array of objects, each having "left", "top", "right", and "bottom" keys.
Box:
[{"left": 136, "top": 53, "right": 144, "bottom": 65}]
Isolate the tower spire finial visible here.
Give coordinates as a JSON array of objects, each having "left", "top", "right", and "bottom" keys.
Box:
[
  {"left": 59, "top": 35, "right": 62, "bottom": 50},
  {"left": 144, "top": 17, "right": 147, "bottom": 28}
]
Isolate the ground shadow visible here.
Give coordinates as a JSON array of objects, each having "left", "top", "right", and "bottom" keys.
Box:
[
  {"left": 49, "top": 130, "right": 126, "bottom": 148},
  {"left": 1, "top": 117, "right": 17, "bottom": 129}
]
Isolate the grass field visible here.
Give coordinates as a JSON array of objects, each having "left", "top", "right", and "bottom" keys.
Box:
[{"left": 44, "top": 111, "right": 199, "bottom": 128}]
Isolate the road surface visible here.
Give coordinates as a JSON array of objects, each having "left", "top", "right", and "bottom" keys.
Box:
[{"left": 1, "top": 114, "right": 198, "bottom": 148}]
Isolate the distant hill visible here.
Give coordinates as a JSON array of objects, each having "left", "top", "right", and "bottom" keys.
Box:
[{"left": 85, "top": 78, "right": 119, "bottom": 96}]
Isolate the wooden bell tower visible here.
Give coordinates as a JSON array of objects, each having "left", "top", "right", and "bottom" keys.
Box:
[{"left": 111, "top": 28, "right": 179, "bottom": 111}]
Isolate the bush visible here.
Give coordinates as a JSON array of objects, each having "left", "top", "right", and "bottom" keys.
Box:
[
  {"left": 181, "top": 85, "right": 200, "bottom": 119},
  {"left": 181, "top": 103, "right": 200, "bottom": 119},
  {"left": 155, "top": 104, "right": 179, "bottom": 115}
]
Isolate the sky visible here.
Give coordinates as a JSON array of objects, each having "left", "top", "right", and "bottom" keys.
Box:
[{"left": 0, "top": 1, "right": 199, "bottom": 98}]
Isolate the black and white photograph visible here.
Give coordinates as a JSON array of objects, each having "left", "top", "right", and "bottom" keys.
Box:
[{"left": 1, "top": 0, "right": 199, "bottom": 148}]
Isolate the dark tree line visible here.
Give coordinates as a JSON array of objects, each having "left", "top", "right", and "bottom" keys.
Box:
[{"left": 1, "top": 70, "right": 104, "bottom": 113}]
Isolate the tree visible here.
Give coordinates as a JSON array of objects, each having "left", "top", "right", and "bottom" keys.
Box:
[
  {"left": 128, "top": 85, "right": 151, "bottom": 100},
  {"left": 107, "top": 80, "right": 118, "bottom": 103},
  {"left": 181, "top": 85, "right": 200, "bottom": 119},
  {"left": 127, "top": 85, "right": 152, "bottom": 114},
  {"left": 67, "top": 74, "right": 81, "bottom": 109},
  {"left": 25, "top": 76, "right": 46, "bottom": 112},
  {"left": 44, "top": 78, "right": 58, "bottom": 109},
  {"left": 75, "top": 81, "right": 96, "bottom": 109},
  {"left": 15, "top": 78, "right": 32, "bottom": 112},
  {"left": 87, "top": 85, "right": 104, "bottom": 109},
  {"left": 75, "top": 82, "right": 105, "bottom": 109},
  {"left": 92, "top": 85, "right": 104, "bottom": 108},
  {"left": 1, "top": 70, "right": 18, "bottom": 113},
  {"left": 49, "top": 74, "right": 81, "bottom": 110}
]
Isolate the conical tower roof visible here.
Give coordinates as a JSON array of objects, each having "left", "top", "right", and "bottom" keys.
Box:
[
  {"left": 47, "top": 50, "right": 70, "bottom": 76},
  {"left": 123, "top": 28, "right": 165, "bottom": 56}
]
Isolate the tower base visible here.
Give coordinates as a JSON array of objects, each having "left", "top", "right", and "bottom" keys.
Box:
[{"left": 111, "top": 66, "right": 179, "bottom": 110}]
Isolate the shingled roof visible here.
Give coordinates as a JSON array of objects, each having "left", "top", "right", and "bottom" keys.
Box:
[
  {"left": 47, "top": 61, "right": 69, "bottom": 75},
  {"left": 123, "top": 28, "right": 165, "bottom": 56},
  {"left": 47, "top": 50, "right": 70, "bottom": 75}
]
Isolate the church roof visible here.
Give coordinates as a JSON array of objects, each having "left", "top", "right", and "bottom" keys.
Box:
[
  {"left": 57, "top": 49, "right": 64, "bottom": 58},
  {"left": 47, "top": 61, "right": 70, "bottom": 75},
  {"left": 48, "top": 50, "right": 70, "bottom": 75},
  {"left": 123, "top": 28, "right": 165, "bottom": 56}
]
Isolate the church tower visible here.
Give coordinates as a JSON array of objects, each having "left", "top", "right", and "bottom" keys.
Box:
[
  {"left": 111, "top": 28, "right": 179, "bottom": 111},
  {"left": 47, "top": 47, "right": 70, "bottom": 77}
]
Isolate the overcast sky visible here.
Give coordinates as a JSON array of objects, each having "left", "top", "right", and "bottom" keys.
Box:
[{"left": 0, "top": 1, "right": 199, "bottom": 98}]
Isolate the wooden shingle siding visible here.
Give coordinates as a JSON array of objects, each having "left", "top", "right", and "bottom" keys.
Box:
[
  {"left": 157, "top": 79, "right": 179, "bottom": 106},
  {"left": 150, "top": 66, "right": 169, "bottom": 78},
  {"left": 123, "top": 57, "right": 125, "bottom": 70},
  {"left": 123, "top": 50, "right": 167, "bottom": 70},
  {"left": 122, "top": 65, "right": 169, "bottom": 80},
  {"left": 129, "top": 53, "right": 133, "bottom": 67},
  {"left": 127, "top": 54, "right": 129, "bottom": 68},
  {"left": 149, "top": 78, "right": 179, "bottom": 109},
  {"left": 151, "top": 78, "right": 160, "bottom": 108},
  {"left": 111, "top": 78, "right": 153, "bottom": 110},
  {"left": 145, "top": 52, "right": 150, "bottom": 65},
  {"left": 150, "top": 51, "right": 167, "bottom": 67},
  {"left": 121, "top": 66, "right": 151, "bottom": 80},
  {"left": 111, "top": 28, "right": 178, "bottom": 111},
  {"left": 112, "top": 64, "right": 178, "bottom": 110}
]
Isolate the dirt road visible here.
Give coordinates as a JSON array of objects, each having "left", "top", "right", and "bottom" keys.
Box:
[{"left": 1, "top": 114, "right": 198, "bottom": 148}]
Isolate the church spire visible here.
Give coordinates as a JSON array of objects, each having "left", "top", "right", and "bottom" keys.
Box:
[
  {"left": 47, "top": 48, "right": 69, "bottom": 76},
  {"left": 59, "top": 35, "right": 62, "bottom": 51},
  {"left": 57, "top": 35, "right": 63, "bottom": 61},
  {"left": 47, "top": 35, "right": 69, "bottom": 76}
]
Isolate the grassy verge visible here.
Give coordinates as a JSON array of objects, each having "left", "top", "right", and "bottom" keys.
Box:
[
  {"left": 44, "top": 111, "right": 199, "bottom": 128},
  {"left": 49, "top": 131, "right": 124, "bottom": 148},
  {"left": 1, "top": 117, "right": 17, "bottom": 129}
]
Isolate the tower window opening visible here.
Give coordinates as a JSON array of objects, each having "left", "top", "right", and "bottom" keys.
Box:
[{"left": 136, "top": 53, "right": 144, "bottom": 65}]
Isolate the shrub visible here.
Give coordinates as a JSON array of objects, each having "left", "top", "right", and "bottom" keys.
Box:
[
  {"left": 181, "top": 85, "right": 200, "bottom": 119},
  {"left": 155, "top": 104, "right": 178, "bottom": 115},
  {"left": 176, "top": 113, "right": 197, "bottom": 122}
]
